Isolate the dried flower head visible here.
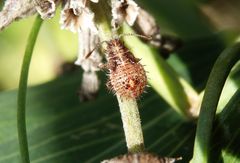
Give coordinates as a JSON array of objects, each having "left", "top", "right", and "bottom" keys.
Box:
[
  {"left": 0, "top": 0, "right": 36, "bottom": 31},
  {"left": 34, "top": 0, "right": 58, "bottom": 19},
  {"left": 60, "top": 0, "right": 98, "bottom": 33},
  {"left": 102, "top": 153, "right": 182, "bottom": 163},
  {"left": 111, "top": 0, "right": 139, "bottom": 27},
  {"left": 75, "top": 28, "right": 102, "bottom": 71},
  {"left": 133, "top": 8, "right": 182, "bottom": 58},
  {"left": 75, "top": 28, "right": 102, "bottom": 101}
]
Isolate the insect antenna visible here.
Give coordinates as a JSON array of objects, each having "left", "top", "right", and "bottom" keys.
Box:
[
  {"left": 85, "top": 40, "right": 108, "bottom": 59},
  {"left": 119, "top": 33, "right": 152, "bottom": 41}
]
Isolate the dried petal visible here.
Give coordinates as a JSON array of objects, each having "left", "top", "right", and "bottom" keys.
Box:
[
  {"left": 75, "top": 28, "right": 102, "bottom": 101},
  {"left": 75, "top": 28, "right": 102, "bottom": 72},
  {"left": 69, "top": 0, "right": 84, "bottom": 15},
  {"left": 111, "top": 0, "right": 124, "bottom": 27},
  {"left": 102, "top": 153, "right": 182, "bottom": 163},
  {"left": 60, "top": 0, "right": 97, "bottom": 33},
  {"left": 34, "top": 0, "right": 58, "bottom": 19},
  {"left": 78, "top": 71, "right": 100, "bottom": 101},
  {"left": 111, "top": 0, "right": 139, "bottom": 27},
  {"left": 77, "top": 8, "right": 98, "bottom": 33},
  {"left": 0, "top": 0, "right": 36, "bottom": 31},
  {"left": 90, "top": 0, "right": 99, "bottom": 3},
  {"left": 133, "top": 8, "right": 164, "bottom": 49},
  {"left": 60, "top": 7, "right": 79, "bottom": 33},
  {"left": 133, "top": 8, "right": 182, "bottom": 57},
  {"left": 134, "top": 8, "right": 161, "bottom": 45},
  {"left": 70, "top": 0, "right": 99, "bottom": 15},
  {"left": 124, "top": 0, "right": 139, "bottom": 26}
]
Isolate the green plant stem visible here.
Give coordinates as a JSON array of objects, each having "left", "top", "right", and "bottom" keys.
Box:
[
  {"left": 117, "top": 95, "right": 145, "bottom": 153},
  {"left": 93, "top": 2, "right": 145, "bottom": 153},
  {"left": 17, "top": 15, "right": 43, "bottom": 163},
  {"left": 191, "top": 42, "right": 240, "bottom": 163}
]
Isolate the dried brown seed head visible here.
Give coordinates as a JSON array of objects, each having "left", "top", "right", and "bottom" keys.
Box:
[{"left": 102, "top": 153, "right": 182, "bottom": 163}]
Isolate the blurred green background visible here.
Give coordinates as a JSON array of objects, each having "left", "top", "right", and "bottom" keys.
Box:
[{"left": 0, "top": 10, "right": 78, "bottom": 90}]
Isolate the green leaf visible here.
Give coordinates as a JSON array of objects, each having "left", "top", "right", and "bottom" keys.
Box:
[
  {"left": 217, "top": 90, "right": 240, "bottom": 163},
  {"left": 1, "top": 71, "right": 239, "bottom": 162},
  {"left": 0, "top": 70, "right": 196, "bottom": 163},
  {"left": 1, "top": 69, "right": 239, "bottom": 163},
  {"left": 191, "top": 43, "right": 240, "bottom": 163}
]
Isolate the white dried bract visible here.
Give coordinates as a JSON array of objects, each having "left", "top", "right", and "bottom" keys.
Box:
[
  {"left": 60, "top": 0, "right": 98, "bottom": 33},
  {"left": 135, "top": 8, "right": 161, "bottom": 47},
  {"left": 135, "top": 8, "right": 159, "bottom": 37},
  {"left": 69, "top": 0, "right": 84, "bottom": 15},
  {"left": 111, "top": 0, "right": 139, "bottom": 27},
  {"left": 75, "top": 28, "right": 102, "bottom": 100},
  {"left": 0, "top": 0, "right": 36, "bottom": 31},
  {"left": 60, "top": 0, "right": 101, "bottom": 100},
  {"left": 75, "top": 28, "right": 102, "bottom": 71},
  {"left": 70, "top": 0, "right": 99, "bottom": 15},
  {"left": 34, "top": 0, "right": 58, "bottom": 19},
  {"left": 78, "top": 71, "right": 100, "bottom": 101}
]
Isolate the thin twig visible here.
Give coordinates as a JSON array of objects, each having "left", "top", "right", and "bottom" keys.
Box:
[{"left": 17, "top": 15, "right": 43, "bottom": 163}]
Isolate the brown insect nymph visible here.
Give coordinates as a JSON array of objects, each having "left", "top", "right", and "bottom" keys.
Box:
[{"left": 105, "top": 38, "right": 147, "bottom": 98}]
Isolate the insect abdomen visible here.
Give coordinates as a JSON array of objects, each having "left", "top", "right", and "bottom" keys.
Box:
[{"left": 109, "top": 62, "right": 147, "bottom": 98}]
